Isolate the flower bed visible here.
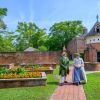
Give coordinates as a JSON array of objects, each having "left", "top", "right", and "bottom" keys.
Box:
[
  {"left": 0, "top": 72, "right": 47, "bottom": 88},
  {"left": 20, "top": 64, "right": 56, "bottom": 69},
  {"left": 0, "top": 67, "right": 47, "bottom": 88},
  {"left": 25, "top": 66, "right": 50, "bottom": 70},
  {"left": 41, "top": 64, "right": 56, "bottom": 69},
  {"left": 25, "top": 66, "right": 53, "bottom": 74},
  {"left": 38, "top": 64, "right": 57, "bottom": 69},
  {"left": 0, "top": 72, "right": 42, "bottom": 79}
]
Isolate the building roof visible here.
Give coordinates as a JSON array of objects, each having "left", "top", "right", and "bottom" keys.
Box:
[
  {"left": 85, "top": 15, "right": 100, "bottom": 37},
  {"left": 86, "top": 22, "right": 100, "bottom": 37},
  {"left": 24, "top": 47, "right": 38, "bottom": 52}
]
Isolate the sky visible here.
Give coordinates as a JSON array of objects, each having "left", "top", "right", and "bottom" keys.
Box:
[{"left": 0, "top": 0, "right": 100, "bottom": 32}]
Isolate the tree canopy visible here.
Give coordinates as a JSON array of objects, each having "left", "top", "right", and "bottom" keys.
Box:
[
  {"left": 0, "top": 8, "right": 84, "bottom": 52},
  {"left": 47, "top": 21, "right": 83, "bottom": 51},
  {"left": 0, "top": 8, "right": 7, "bottom": 30},
  {"left": 15, "top": 22, "right": 48, "bottom": 51},
  {"left": 0, "top": 8, "right": 7, "bottom": 16}
]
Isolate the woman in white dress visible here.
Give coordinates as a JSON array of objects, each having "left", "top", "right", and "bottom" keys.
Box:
[{"left": 72, "top": 53, "right": 87, "bottom": 85}]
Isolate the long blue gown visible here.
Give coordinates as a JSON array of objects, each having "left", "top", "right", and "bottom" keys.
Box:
[
  {"left": 73, "top": 67, "right": 84, "bottom": 83},
  {"left": 72, "top": 57, "right": 87, "bottom": 84}
]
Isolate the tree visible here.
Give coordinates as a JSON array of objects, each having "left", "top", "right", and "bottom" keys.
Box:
[
  {"left": 47, "top": 21, "right": 83, "bottom": 51},
  {"left": 0, "top": 8, "right": 15, "bottom": 52},
  {"left": 0, "top": 8, "right": 7, "bottom": 30},
  {"left": 15, "top": 22, "right": 48, "bottom": 51},
  {"left": 0, "top": 8, "right": 7, "bottom": 16},
  {"left": 38, "top": 45, "right": 48, "bottom": 51},
  {"left": 0, "top": 35, "right": 16, "bottom": 52}
]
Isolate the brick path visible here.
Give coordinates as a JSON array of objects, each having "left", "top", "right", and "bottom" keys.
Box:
[{"left": 50, "top": 68, "right": 86, "bottom": 100}]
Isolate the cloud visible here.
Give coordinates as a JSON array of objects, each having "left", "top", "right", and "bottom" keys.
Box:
[{"left": 29, "top": 0, "right": 35, "bottom": 22}]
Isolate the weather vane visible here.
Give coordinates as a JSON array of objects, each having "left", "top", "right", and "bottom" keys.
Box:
[{"left": 96, "top": 14, "right": 99, "bottom": 22}]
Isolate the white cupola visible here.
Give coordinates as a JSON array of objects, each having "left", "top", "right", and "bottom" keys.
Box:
[{"left": 85, "top": 15, "right": 100, "bottom": 44}]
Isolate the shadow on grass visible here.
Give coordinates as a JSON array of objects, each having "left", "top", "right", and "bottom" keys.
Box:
[
  {"left": 47, "top": 82, "right": 74, "bottom": 85},
  {"left": 47, "top": 82, "right": 58, "bottom": 85}
]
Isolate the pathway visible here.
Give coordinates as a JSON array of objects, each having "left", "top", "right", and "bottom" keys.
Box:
[{"left": 50, "top": 68, "right": 86, "bottom": 100}]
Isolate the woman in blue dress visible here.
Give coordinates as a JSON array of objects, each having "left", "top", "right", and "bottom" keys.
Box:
[{"left": 72, "top": 53, "right": 87, "bottom": 85}]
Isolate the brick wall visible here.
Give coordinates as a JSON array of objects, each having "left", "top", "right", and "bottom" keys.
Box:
[
  {"left": 0, "top": 51, "right": 61, "bottom": 65},
  {"left": 67, "top": 37, "right": 86, "bottom": 58},
  {"left": 84, "top": 62, "right": 100, "bottom": 71},
  {"left": 84, "top": 43, "right": 100, "bottom": 62}
]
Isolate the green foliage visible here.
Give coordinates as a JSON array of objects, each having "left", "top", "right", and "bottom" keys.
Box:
[
  {"left": 16, "top": 67, "right": 26, "bottom": 74},
  {"left": 9, "top": 69, "right": 17, "bottom": 74},
  {"left": 0, "top": 67, "right": 26, "bottom": 74},
  {"left": 0, "top": 8, "right": 7, "bottom": 17},
  {"left": 26, "top": 65, "right": 41, "bottom": 68},
  {"left": 47, "top": 21, "right": 83, "bottom": 51},
  {"left": 0, "top": 8, "right": 7, "bottom": 30},
  {"left": 0, "top": 19, "right": 7, "bottom": 30},
  {"left": 0, "top": 8, "right": 84, "bottom": 52},
  {"left": 0, "top": 8, "right": 15, "bottom": 52},
  {"left": 38, "top": 45, "right": 48, "bottom": 51},
  {"left": 0, "top": 35, "right": 16, "bottom": 52},
  {"left": 0, "top": 67, "right": 9, "bottom": 74},
  {"left": 33, "top": 65, "right": 40, "bottom": 67},
  {"left": 15, "top": 22, "right": 48, "bottom": 51}
]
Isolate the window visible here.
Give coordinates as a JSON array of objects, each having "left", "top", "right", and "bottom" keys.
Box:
[
  {"left": 95, "top": 26, "right": 100, "bottom": 33},
  {"left": 96, "top": 28, "right": 99, "bottom": 32},
  {"left": 97, "top": 52, "right": 100, "bottom": 62}
]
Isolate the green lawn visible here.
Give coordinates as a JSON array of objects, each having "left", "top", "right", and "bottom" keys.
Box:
[
  {"left": 0, "top": 66, "right": 59, "bottom": 100},
  {"left": 69, "top": 60, "right": 73, "bottom": 65},
  {"left": 84, "top": 72, "right": 100, "bottom": 100}
]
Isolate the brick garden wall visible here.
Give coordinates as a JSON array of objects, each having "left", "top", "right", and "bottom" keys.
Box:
[{"left": 0, "top": 51, "right": 61, "bottom": 65}]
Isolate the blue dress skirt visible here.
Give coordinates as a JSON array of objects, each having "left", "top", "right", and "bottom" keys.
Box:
[
  {"left": 80, "top": 67, "right": 87, "bottom": 83},
  {"left": 72, "top": 67, "right": 84, "bottom": 83}
]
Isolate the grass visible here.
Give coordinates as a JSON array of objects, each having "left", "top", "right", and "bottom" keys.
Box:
[
  {"left": 84, "top": 72, "right": 100, "bottom": 100},
  {"left": 69, "top": 60, "right": 73, "bottom": 65},
  {"left": 0, "top": 65, "right": 59, "bottom": 100}
]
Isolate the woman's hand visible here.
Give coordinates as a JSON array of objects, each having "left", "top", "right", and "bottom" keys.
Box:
[{"left": 74, "top": 64, "right": 81, "bottom": 67}]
